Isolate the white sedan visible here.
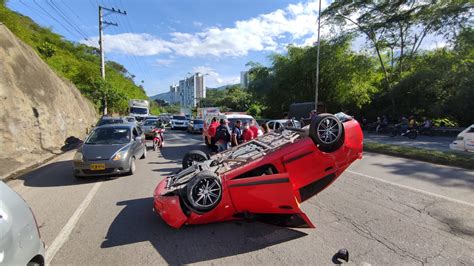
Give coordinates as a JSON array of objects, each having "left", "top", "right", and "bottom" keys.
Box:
[
  {"left": 0, "top": 181, "right": 45, "bottom": 265},
  {"left": 450, "top": 124, "right": 474, "bottom": 152}
]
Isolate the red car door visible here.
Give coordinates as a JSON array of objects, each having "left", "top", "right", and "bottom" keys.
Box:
[{"left": 227, "top": 172, "right": 315, "bottom": 228}]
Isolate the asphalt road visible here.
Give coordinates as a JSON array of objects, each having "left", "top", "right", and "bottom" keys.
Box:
[{"left": 7, "top": 130, "right": 474, "bottom": 265}]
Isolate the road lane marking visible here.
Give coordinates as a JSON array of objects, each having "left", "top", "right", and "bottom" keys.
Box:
[
  {"left": 45, "top": 181, "right": 102, "bottom": 265},
  {"left": 347, "top": 170, "right": 474, "bottom": 208}
]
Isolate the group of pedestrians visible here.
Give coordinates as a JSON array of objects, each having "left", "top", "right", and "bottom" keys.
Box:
[{"left": 207, "top": 117, "right": 260, "bottom": 153}]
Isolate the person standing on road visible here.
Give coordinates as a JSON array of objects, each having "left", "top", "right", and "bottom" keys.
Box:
[
  {"left": 242, "top": 122, "right": 255, "bottom": 143},
  {"left": 261, "top": 123, "right": 269, "bottom": 134},
  {"left": 249, "top": 120, "right": 259, "bottom": 137},
  {"left": 215, "top": 119, "right": 231, "bottom": 152},
  {"left": 231, "top": 120, "right": 242, "bottom": 147},
  {"left": 208, "top": 117, "right": 219, "bottom": 152}
]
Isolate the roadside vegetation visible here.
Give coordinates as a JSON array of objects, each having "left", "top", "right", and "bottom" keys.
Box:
[
  {"left": 364, "top": 142, "right": 474, "bottom": 170},
  {"left": 0, "top": 1, "right": 148, "bottom": 114}
]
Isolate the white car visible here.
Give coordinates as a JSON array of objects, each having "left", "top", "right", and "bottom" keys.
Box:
[
  {"left": 217, "top": 113, "right": 263, "bottom": 135},
  {"left": 450, "top": 124, "right": 474, "bottom": 152},
  {"left": 0, "top": 181, "right": 45, "bottom": 265},
  {"left": 170, "top": 115, "right": 189, "bottom": 130},
  {"left": 266, "top": 119, "right": 302, "bottom": 131}
]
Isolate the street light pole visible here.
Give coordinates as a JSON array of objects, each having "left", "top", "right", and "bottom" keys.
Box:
[{"left": 314, "top": 0, "right": 322, "bottom": 113}]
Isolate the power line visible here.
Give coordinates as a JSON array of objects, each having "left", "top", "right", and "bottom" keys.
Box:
[
  {"left": 31, "top": 0, "right": 87, "bottom": 42},
  {"left": 46, "top": 0, "right": 90, "bottom": 41},
  {"left": 111, "top": 0, "right": 153, "bottom": 87}
]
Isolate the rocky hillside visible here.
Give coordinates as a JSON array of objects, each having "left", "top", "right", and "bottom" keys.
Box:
[{"left": 0, "top": 24, "right": 97, "bottom": 178}]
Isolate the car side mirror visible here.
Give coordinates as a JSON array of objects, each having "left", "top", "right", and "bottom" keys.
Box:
[{"left": 134, "top": 136, "right": 142, "bottom": 142}]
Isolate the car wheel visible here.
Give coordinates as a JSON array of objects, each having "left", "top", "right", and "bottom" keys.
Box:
[
  {"left": 408, "top": 130, "right": 418, "bottom": 139},
  {"left": 184, "top": 170, "right": 222, "bottom": 213},
  {"left": 127, "top": 157, "right": 136, "bottom": 175},
  {"left": 309, "top": 113, "right": 345, "bottom": 153},
  {"left": 141, "top": 147, "right": 147, "bottom": 159},
  {"left": 182, "top": 150, "right": 209, "bottom": 169}
]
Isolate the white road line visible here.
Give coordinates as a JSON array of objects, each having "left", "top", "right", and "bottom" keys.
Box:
[
  {"left": 346, "top": 170, "right": 474, "bottom": 208},
  {"left": 45, "top": 181, "right": 102, "bottom": 265}
]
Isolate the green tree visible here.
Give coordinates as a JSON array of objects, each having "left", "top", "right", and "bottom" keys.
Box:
[
  {"left": 248, "top": 36, "right": 379, "bottom": 118},
  {"left": 323, "top": 0, "right": 473, "bottom": 112}
]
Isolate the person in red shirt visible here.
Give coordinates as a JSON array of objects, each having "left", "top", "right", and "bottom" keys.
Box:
[
  {"left": 249, "top": 119, "right": 259, "bottom": 137},
  {"left": 207, "top": 117, "right": 219, "bottom": 152},
  {"left": 242, "top": 122, "right": 255, "bottom": 143}
]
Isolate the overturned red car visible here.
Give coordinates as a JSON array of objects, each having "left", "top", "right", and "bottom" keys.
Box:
[{"left": 153, "top": 113, "right": 363, "bottom": 228}]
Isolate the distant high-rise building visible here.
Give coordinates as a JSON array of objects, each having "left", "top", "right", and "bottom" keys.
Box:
[
  {"left": 176, "top": 73, "right": 206, "bottom": 107},
  {"left": 169, "top": 84, "right": 179, "bottom": 104},
  {"left": 240, "top": 71, "right": 249, "bottom": 89}
]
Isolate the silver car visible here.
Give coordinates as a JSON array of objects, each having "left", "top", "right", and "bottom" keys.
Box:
[
  {"left": 0, "top": 181, "right": 45, "bottom": 265},
  {"left": 73, "top": 124, "right": 146, "bottom": 178},
  {"left": 141, "top": 119, "right": 160, "bottom": 139},
  {"left": 187, "top": 119, "right": 204, "bottom": 134}
]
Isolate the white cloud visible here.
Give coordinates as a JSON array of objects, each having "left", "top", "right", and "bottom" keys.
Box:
[
  {"left": 192, "top": 66, "right": 239, "bottom": 88},
  {"left": 82, "top": 1, "right": 331, "bottom": 57},
  {"left": 153, "top": 58, "right": 174, "bottom": 66},
  {"left": 85, "top": 33, "right": 172, "bottom": 56},
  {"left": 193, "top": 21, "right": 203, "bottom": 27}
]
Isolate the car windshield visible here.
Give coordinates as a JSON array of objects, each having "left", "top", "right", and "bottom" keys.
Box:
[
  {"left": 144, "top": 119, "right": 158, "bottom": 126},
  {"left": 97, "top": 118, "right": 124, "bottom": 126},
  {"left": 193, "top": 120, "right": 204, "bottom": 124},
  {"left": 228, "top": 118, "right": 252, "bottom": 128},
  {"left": 173, "top": 116, "right": 186, "bottom": 120},
  {"left": 130, "top": 107, "right": 147, "bottom": 114},
  {"left": 86, "top": 127, "right": 131, "bottom": 145}
]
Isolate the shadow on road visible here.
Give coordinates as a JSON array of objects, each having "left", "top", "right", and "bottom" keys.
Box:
[
  {"left": 369, "top": 153, "right": 474, "bottom": 189},
  {"left": 17, "top": 159, "right": 104, "bottom": 187},
  {"left": 101, "top": 197, "right": 307, "bottom": 264}
]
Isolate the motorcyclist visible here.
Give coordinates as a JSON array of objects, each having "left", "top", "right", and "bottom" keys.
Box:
[{"left": 408, "top": 116, "right": 416, "bottom": 130}]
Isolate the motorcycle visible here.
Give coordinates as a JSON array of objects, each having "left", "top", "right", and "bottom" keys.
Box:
[
  {"left": 390, "top": 125, "right": 418, "bottom": 139},
  {"left": 152, "top": 127, "right": 165, "bottom": 151}
]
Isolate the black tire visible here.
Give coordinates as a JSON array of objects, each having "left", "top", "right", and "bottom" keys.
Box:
[
  {"left": 390, "top": 129, "right": 397, "bottom": 137},
  {"left": 140, "top": 147, "right": 147, "bottom": 159},
  {"left": 153, "top": 140, "right": 158, "bottom": 151},
  {"left": 182, "top": 150, "right": 209, "bottom": 169},
  {"left": 127, "top": 157, "right": 136, "bottom": 175},
  {"left": 182, "top": 170, "right": 222, "bottom": 214},
  {"left": 407, "top": 130, "right": 418, "bottom": 139},
  {"left": 309, "top": 113, "right": 345, "bottom": 153}
]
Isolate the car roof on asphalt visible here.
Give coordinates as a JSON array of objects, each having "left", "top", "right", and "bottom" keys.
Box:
[
  {"left": 95, "top": 123, "right": 134, "bottom": 129},
  {"left": 100, "top": 116, "right": 125, "bottom": 120}
]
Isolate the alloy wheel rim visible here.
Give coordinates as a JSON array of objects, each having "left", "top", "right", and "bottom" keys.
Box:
[
  {"left": 317, "top": 117, "right": 340, "bottom": 144},
  {"left": 191, "top": 178, "right": 221, "bottom": 208}
]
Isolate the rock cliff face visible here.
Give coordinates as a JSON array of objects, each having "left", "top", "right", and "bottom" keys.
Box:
[{"left": 0, "top": 24, "right": 97, "bottom": 178}]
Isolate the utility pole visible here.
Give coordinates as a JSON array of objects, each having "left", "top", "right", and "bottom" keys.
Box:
[
  {"left": 314, "top": 0, "right": 322, "bottom": 113},
  {"left": 98, "top": 6, "right": 126, "bottom": 115}
]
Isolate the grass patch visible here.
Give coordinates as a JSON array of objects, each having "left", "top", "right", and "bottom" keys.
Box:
[{"left": 364, "top": 141, "right": 474, "bottom": 170}]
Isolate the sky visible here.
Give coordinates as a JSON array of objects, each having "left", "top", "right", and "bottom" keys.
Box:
[{"left": 7, "top": 0, "right": 447, "bottom": 97}]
